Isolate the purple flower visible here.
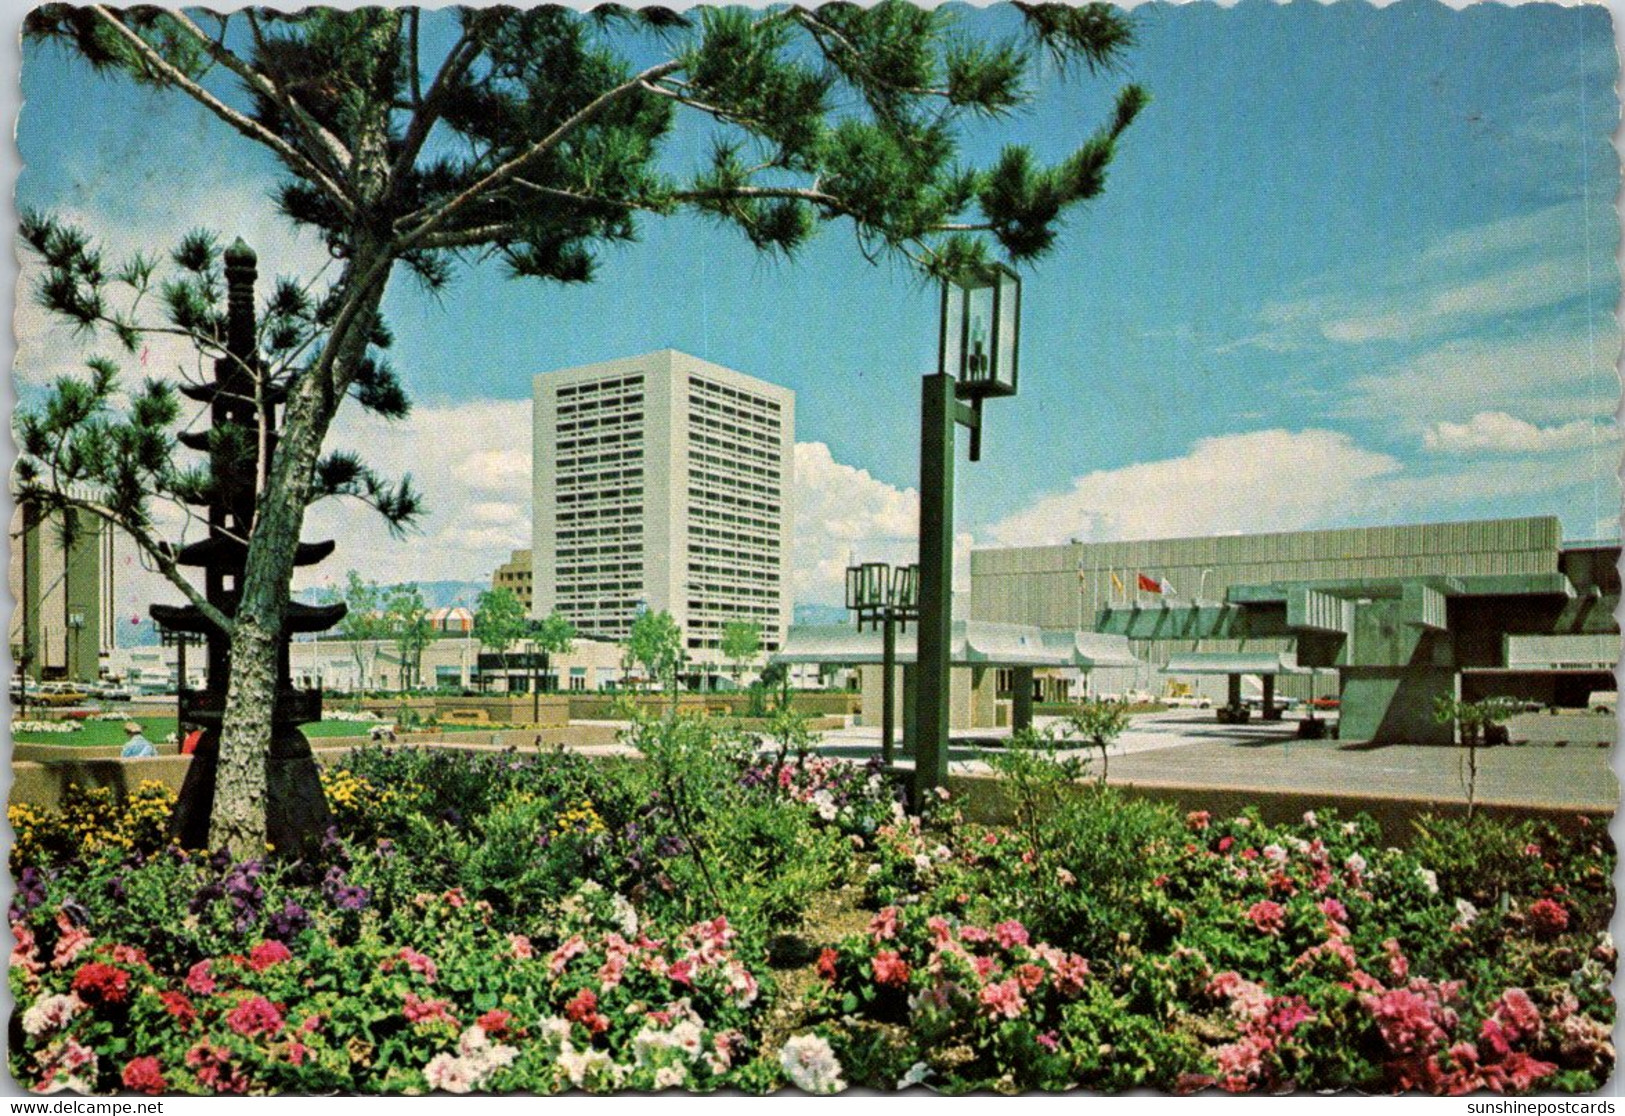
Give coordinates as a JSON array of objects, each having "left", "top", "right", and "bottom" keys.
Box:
[{"left": 267, "top": 898, "right": 312, "bottom": 941}]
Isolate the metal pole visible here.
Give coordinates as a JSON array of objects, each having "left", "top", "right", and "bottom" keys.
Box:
[
  {"left": 913, "top": 372, "right": 957, "bottom": 801},
  {"left": 881, "top": 613, "right": 896, "bottom": 765}
]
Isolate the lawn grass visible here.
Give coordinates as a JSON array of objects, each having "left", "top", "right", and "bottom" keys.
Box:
[{"left": 12, "top": 715, "right": 501, "bottom": 747}]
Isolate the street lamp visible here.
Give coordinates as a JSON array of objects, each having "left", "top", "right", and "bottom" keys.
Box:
[
  {"left": 914, "top": 263, "right": 1022, "bottom": 802},
  {"left": 65, "top": 611, "right": 85, "bottom": 684},
  {"left": 846, "top": 560, "right": 919, "bottom": 765}
]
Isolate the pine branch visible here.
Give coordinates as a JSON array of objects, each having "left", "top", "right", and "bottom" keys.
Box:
[{"left": 85, "top": 6, "right": 356, "bottom": 222}]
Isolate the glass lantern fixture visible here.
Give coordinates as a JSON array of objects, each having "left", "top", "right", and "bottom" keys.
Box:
[
  {"left": 845, "top": 562, "right": 891, "bottom": 614},
  {"left": 939, "top": 263, "right": 1021, "bottom": 400}
]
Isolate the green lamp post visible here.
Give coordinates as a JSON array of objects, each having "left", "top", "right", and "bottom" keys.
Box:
[
  {"left": 914, "top": 264, "right": 1021, "bottom": 802},
  {"left": 846, "top": 560, "right": 919, "bottom": 766}
]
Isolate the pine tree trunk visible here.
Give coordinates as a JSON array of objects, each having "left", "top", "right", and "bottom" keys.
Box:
[{"left": 207, "top": 257, "right": 393, "bottom": 858}]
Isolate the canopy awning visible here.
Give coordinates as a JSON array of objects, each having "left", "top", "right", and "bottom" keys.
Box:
[
  {"left": 773, "top": 622, "right": 1139, "bottom": 670},
  {"left": 1162, "top": 651, "right": 1312, "bottom": 676}
]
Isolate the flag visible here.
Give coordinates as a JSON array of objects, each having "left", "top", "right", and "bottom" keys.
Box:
[
  {"left": 1137, "top": 572, "right": 1164, "bottom": 594},
  {"left": 1110, "top": 569, "right": 1125, "bottom": 597}
]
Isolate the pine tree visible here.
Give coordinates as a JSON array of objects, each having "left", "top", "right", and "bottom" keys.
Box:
[{"left": 23, "top": 3, "right": 1146, "bottom": 857}]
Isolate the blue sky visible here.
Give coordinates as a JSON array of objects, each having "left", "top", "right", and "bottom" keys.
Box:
[{"left": 14, "top": 2, "right": 1621, "bottom": 610}]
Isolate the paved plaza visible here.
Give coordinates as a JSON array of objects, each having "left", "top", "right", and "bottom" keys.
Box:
[{"left": 803, "top": 710, "right": 1618, "bottom": 814}]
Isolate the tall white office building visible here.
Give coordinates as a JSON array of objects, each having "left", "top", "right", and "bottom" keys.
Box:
[{"left": 533, "top": 350, "right": 795, "bottom": 663}]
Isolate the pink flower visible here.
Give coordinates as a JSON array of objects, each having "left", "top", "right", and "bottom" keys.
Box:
[
  {"left": 972, "top": 955, "right": 999, "bottom": 979},
  {"left": 1492, "top": 989, "right": 1543, "bottom": 1044},
  {"left": 817, "top": 948, "right": 839, "bottom": 982},
  {"left": 51, "top": 914, "right": 93, "bottom": 970},
  {"left": 1246, "top": 900, "right": 1287, "bottom": 937},
  {"left": 565, "top": 988, "right": 608, "bottom": 1035},
  {"left": 396, "top": 947, "right": 438, "bottom": 982},
  {"left": 1317, "top": 898, "right": 1348, "bottom": 924},
  {"left": 108, "top": 944, "right": 148, "bottom": 967},
  {"left": 121, "top": 1056, "right": 166, "bottom": 1095},
  {"left": 993, "top": 920, "right": 1029, "bottom": 949},
  {"left": 871, "top": 950, "right": 911, "bottom": 988},
  {"left": 1047, "top": 952, "right": 1091, "bottom": 997},
  {"left": 959, "top": 926, "right": 991, "bottom": 945},
  {"left": 869, "top": 908, "right": 900, "bottom": 941},
  {"left": 1014, "top": 963, "right": 1046, "bottom": 992},
  {"left": 10, "top": 921, "right": 42, "bottom": 977},
  {"left": 1186, "top": 810, "right": 1211, "bottom": 831},
  {"left": 668, "top": 957, "right": 695, "bottom": 987},
  {"left": 1365, "top": 987, "right": 1453, "bottom": 1057},
  {"left": 1383, "top": 939, "right": 1410, "bottom": 982},
  {"left": 247, "top": 940, "right": 293, "bottom": 972},
  {"left": 548, "top": 935, "right": 587, "bottom": 978},
  {"left": 226, "top": 995, "right": 286, "bottom": 1038},
  {"left": 186, "top": 960, "right": 218, "bottom": 996},
  {"left": 186, "top": 1043, "right": 249, "bottom": 1095},
  {"left": 979, "top": 978, "right": 1026, "bottom": 1020},
  {"left": 1036, "top": 1032, "right": 1059, "bottom": 1052},
  {"left": 508, "top": 934, "right": 533, "bottom": 960},
  {"left": 1527, "top": 898, "right": 1569, "bottom": 939},
  {"left": 403, "top": 992, "right": 459, "bottom": 1028},
  {"left": 477, "top": 1009, "right": 518, "bottom": 1040}
]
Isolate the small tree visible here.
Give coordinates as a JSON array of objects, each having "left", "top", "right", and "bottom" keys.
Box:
[
  {"left": 384, "top": 584, "right": 433, "bottom": 693},
  {"left": 627, "top": 610, "right": 682, "bottom": 699},
  {"left": 720, "top": 621, "right": 762, "bottom": 687},
  {"left": 529, "top": 612, "right": 577, "bottom": 699},
  {"left": 321, "top": 571, "right": 387, "bottom": 704},
  {"left": 1433, "top": 694, "right": 1517, "bottom": 819},
  {"left": 473, "top": 588, "right": 527, "bottom": 692},
  {"left": 1064, "top": 697, "right": 1132, "bottom": 781}
]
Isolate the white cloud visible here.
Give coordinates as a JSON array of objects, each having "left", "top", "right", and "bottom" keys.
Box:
[
  {"left": 1422, "top": 411, "right": 1611, "bottom": 455},
  {"left": 984, "top": 429, "right": 1404, "bottom": 548},
  {"left": 1339, "top": 328, "right": 1617, "bottom": 430},
  {"left": 789, "top": 442, "right": 971, "bottom": 605},
  {"left": 298, "top": 398, "right": 534, "bottom": 588}
]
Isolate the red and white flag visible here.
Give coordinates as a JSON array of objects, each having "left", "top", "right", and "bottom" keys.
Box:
[{"left": 1138, "top": 572, "right": 1175, "bottom": 596}]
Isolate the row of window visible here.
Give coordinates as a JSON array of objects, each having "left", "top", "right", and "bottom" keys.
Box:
[
  {"left": 557, "top": 391, "right": 644, "bottom": 418},
  {"left": 688, "top": 374, "right": 783, "bottom": 415},
  {"left": 690, "top": 412, "right": 780, "bottom": 454},
  {"left": 690, "top": 487, "right": 781, "bottom": 520},
  {"left": 690, "top": 430, "right": 780, "bottom": 468},
  {"left": 558, "top": 375, "right": 644, "bottom": 399},
  {"left": 691, "top": 449, "right": 783, "bottom": 489},
  {"left": 691, "top": 506, "right": 778, "bottom": 540},
  {"left": 689, "top": 392, "right": 783, "bottom": 439}
]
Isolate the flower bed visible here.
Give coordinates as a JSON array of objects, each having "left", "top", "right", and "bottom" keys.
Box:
[{"left": 7, "top": 717, "right": 1615, "bottom": 1095}]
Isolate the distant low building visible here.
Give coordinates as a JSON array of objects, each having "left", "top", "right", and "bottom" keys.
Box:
[{"left": 491, "top": 549, "right": 533, "bottom": 611}]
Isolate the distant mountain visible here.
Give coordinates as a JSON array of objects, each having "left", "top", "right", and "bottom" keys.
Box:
[
  {"left": 293, "top": 580, "right": 489, "bottom": 615},
  {"left": 793, "top": 602, "right": 850, "bottom": 627}
]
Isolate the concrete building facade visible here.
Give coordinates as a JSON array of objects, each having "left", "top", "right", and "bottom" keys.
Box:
[
  {"left": 9, "top": 505, "right": 114, "bottom": 684},
  {"left": 533, "top": 350, "right": 794, "bottom": 665},
  {"left": 969, "top": 516, "right": 1620, "bottom": 744}
]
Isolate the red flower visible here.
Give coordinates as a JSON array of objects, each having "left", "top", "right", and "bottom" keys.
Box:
[
  {"left": 1528, "top": 898, "right": 1569, "bottom": 939},
  {"left": 565, "top": 988, "right": 609, "bottom": 1035},
  {"left": 816, "top": 948, "right": 839, "bottom": 982},
  {"left": 477, "top": 1008, "right": 518, "bottom": 1040},
  {"left": 871, "top": 950, "right": 911, "bottom": 988},
  {"left": 159, "top": 990, "right": 197, "bottom": 1029},
  {"left": 1218, "top": 836, "right": 1235, "bottom": 854},
  {"left": 226, "top": 995, "right": 286, "bottom": 1038},
  {"left": 1015, "top": 963, "right": 1046, "bottom": 993},
  {"left": 71, "top": 961, "right": 131, "bottom": 1005},
  {"left": 248, "top": 940, "right": 293, "bottom": 972},
  {"left": 1186, "top": 811, "right": 1211, "bottom": 831},
  {"left": 121, "top": 1056, "right": 166, "bottom": 1095}
]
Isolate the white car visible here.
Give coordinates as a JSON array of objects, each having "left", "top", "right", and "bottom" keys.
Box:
[{"left": 1162, "top": 694, "right": 1213, "bottom": 709}]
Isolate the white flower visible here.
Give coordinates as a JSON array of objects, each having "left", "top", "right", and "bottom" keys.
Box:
[
  {"left": 1454, "top": 898, "right": 1479, "bottom": 928},
  {"left": 932, "top": 845, "right": 952, "bottom": 861},
  {"left": 611, "top": 892, "right": 640, "bottom": 937},
  {"left": 1263, "top": 844, "right": 1288, "bottom": 864},
  {"left": 538, "top": 1016, "right": 574, "bottom": 1046},
  {"left": 424, "top": 1052, "right": 474, "bottom": 1094},
  {"left": 1345, "top": 853, "right": 1367, "bottom": 875},
  {"left": 897, "top": 1062, "right": 933, "bottom": 1089},
  {"left": 1302, "top": 811, "right": 1318, "bottom": 828},
  {"left": 913, "top": 855, "right": 932, "bottom": 873},
  {"left": 558, "top": 1045, "right": 615, "bottom": 1088},
  {"left": 1341, "top": 822, "right": 1359, "bottom": 837},
  {"left": 867, "top": 863, "right": 882, "bottom": 877},
  {"left": 654, "top": 1064, "right": 688, "bottom": 1089},
  {"left": 1416, "top": 867, "right": 1439, "bottom": 895},
  {"left": 21, "top": 994, "right": 81, "bottom": 1038},
  {"left": 779, "top": 1033, "right": 846, "bottom": 1094}
]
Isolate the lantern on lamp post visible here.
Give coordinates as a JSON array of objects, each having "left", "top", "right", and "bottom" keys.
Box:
[
  {"left": 913, "top": 264, "right": 1022, "bottom": 801},
  {"left": 847, "top": 561, "right": 919, "bottom": 766}
]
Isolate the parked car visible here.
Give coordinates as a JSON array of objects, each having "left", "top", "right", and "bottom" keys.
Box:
[
  {"left": 95, "top": 682, "right": 133, "bottom": 702},
  {"left": 1587, "top": 691, "right": 1616, "bottom": 715},
  {"left": 34, "top": 683, "right": 89, "bottom": 707},
  {"left": 1162, "top": 694, "right": 1213, "bottom": 709}
]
